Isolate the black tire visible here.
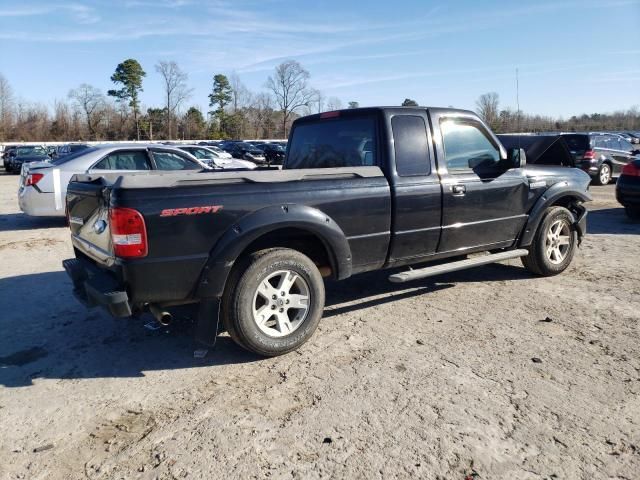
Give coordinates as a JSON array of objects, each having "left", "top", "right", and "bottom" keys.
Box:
[
  {"left": 625, "top": 206, "right": 640, "bottom": 220},
  {"left": 522, "top": 206, "right": 577, "bottom": 276},
  {"left": 222, "top": 248, "right": 325, "bottom": 356},
  {"left": 592, "top": 163, "right": 611, "bottom": 186}
]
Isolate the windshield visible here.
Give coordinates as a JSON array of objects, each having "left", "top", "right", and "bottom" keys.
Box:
[
  {"left": 16, "top": 146, "right": 47, "bottom": 156},
  {"left": 69, "top": 144, "right": 90, "bottom": 153},
  {"left": 51, "top": 146, "right": 100, "bottom": 165},
  {"left": 183, "top": 147, "right": 216, "bottom": 160}
]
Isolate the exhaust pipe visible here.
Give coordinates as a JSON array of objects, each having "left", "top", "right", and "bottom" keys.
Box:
[{"left": 149, "top": 304, "right": 172, "bottom": 326}]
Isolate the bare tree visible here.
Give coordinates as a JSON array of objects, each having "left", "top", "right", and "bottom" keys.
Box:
[
  {"left": 155, "top": 60, "right": 193, "bottom": 139},
  {"left": 266, "top": 60, "right": 315, "bottom": 136},
  {"left": 68, "top": 84, "right": 106, "bottom": 139},
  {"left": 325, "top": 96, "right": 343, "bottom": 112},
  {"left": 229, "top": 72, "right": 251, "bottom": 112},
  {"left": 244, "top": 92, "right": 276, "bottom": 138},
  {"left": 476, "top": 92, "right": 500, "bottom": 129},
  {"left": 0, "top": 73, "right": 14, "bottom": 141}
]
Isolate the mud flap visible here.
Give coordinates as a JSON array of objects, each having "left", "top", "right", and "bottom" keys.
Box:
[
  {"left": 194, "top": 298, "right": 222, "bottom": 347},
  {"left": 574, "top": 205, "right": 588, "bottom": 246}
]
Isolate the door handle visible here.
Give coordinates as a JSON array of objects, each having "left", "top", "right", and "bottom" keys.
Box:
[{"left": 451, "top": 184, "right": 466, "bottom": 195}]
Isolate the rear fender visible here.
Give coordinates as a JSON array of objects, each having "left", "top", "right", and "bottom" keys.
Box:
[
  {"left": 196, "top": 204, "right": 352, "bottom": 298},
  {"left": 519, "top": 182, "right": 592, "bottom": 247}
]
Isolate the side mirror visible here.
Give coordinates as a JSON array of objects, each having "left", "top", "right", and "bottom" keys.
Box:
[{"left": 508, "top": 147, "right": 527, "bottom": 168}]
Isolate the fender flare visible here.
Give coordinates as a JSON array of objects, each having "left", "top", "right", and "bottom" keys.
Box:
[
  {"left": 196, "top": 204, "right": 352, "bottom": 298},
  {"left": 519, "top": 182, "right": 592, "bottom": 247}
]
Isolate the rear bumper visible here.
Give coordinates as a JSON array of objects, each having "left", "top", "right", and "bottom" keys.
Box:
[
  {"left": 18, "top": 187, "right": 62, "bottom": 217},
  {"left": 578, "top": 160, "right": 599, "bottom": 177},
  {"left": 63, "top": 258, "right": 132, "bottom": 317}
]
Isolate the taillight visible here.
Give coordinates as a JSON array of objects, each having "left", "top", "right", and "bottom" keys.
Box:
[
  {"left": 109, "top": 207, "right": 148, "bottom": 258},
  {"left": 25, "top": 173, "right": 44, "bottom": 186},
  {"left": 320, "top": 111, "right": 340, "bottom": 119},
  {"left": 583, "top": 150, "right": 595, "bottom": 160},
  {"left": 621, "top": 162, "right": 640, "bottom": 177}
]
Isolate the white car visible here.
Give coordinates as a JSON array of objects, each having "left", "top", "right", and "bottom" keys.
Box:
[
  {"left": 18, "top": 144, "right": 209, "bottom": 217},
  {"left": 176, "top": 145, "right": 256, "bottom": 169}
]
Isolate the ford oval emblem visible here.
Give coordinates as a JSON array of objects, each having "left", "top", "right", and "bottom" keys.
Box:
[{"left": 93, "top": 219, "right": 107, "bottom": 234}]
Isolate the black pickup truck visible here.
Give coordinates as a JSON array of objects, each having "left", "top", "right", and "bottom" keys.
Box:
[{"left": 63, "top": 107, "right": 591, "bottom": 356}]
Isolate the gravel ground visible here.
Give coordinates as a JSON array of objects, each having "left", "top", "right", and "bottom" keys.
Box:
[{"left": 0, "top": 171, "right": 638, "bottom": 480}]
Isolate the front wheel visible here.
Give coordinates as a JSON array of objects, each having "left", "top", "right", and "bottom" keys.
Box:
[
  {"left": 522, "top": 206, "right": 577, "bottom": 276},
  {"left": 222, "top": 248, "right": 325, "bottom": 356}
]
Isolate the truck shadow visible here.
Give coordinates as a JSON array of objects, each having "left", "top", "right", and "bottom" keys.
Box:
[
  {"left": 324, "top": 262, "right": 531, "bottom": 317},
  {"left": 0, "top": 263, "right": 532, "bottom": 387},
  {"left": 0, "top": 271, "right": 262, "bottom": 388},
  {"left": 587, "top": 208, "right": 640, "bottom": 235},
  {"left": 0, "top": 213, "right": 67, "bottom": 232}
]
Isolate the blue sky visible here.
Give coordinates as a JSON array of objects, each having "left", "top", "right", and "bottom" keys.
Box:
[{"left": 0, "top": 0, "right": 639, "bottom": 118}]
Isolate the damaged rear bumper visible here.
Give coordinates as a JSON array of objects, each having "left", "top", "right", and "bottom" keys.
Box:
[{"left": 62, "top": 258, "right": 132, "bottom": 317}]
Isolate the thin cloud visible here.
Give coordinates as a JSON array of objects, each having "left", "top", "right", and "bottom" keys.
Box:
[{"left": 0, "top": 3, "right": 100, "bottom": 24}]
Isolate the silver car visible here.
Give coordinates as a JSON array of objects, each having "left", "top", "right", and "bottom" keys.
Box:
[{"left": 18, "top": 144, "right": 208, "bottom": 217}]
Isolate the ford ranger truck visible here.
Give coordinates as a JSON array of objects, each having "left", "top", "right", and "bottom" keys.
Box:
[{"left": 63, "top": 107, "right": 591, "bottom": 356}]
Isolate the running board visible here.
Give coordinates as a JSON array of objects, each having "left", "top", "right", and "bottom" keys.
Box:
[{"left": 388, "top": 249, "right": 529, "bottom": 283}]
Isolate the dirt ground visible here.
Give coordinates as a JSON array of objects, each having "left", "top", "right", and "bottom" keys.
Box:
[{"left": 0, "top": 171, "right": 638, "bottom": 480}]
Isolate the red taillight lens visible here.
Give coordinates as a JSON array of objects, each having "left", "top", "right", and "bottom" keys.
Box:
[
  {"left": 622, "top": 162, "right": 640, "bottom": 177},
  {"left": 320, "top": 111, "right": 340, "bottom": 119},
  {"left": 583, "top": 150, "right": 595, "bottom": 160},
  {"left": 25, "top": 173, "right": 44, "bottom": 186},
  {"left": 109, "top": 207, "right": 148, "bottom": 258}
]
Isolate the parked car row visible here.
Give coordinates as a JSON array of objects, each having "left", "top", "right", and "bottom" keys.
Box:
[
  {"left": 18, "top": 144, "right": 211, "bottom": 217},
  {"left": 176, "top": 145, "right": 256, "bottom": 169},
  {"left": 4, "top": 145, "right": 50, "bottom": 173},
  {"left": 2, "top": 143, "right": 92, "bottom": 173},
  {"left": 14, "top": 141, "right": 278, "bottom": 217},
  {"left": 561, "top": 132, "right": 639, "bottom": 185},
  {"left": 197, "top": 140, "right": 288, "bottom": 165}
]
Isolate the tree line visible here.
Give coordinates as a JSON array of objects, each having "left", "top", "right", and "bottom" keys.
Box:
[
  {"left": 0, "top": 60, "right": 638, "bottom": 143},
  {"left": 475, "top": 92, "right": 640, "bottom": 133},
  {"left": 0, "top": 59, "right": 353, "bottom": 143}
]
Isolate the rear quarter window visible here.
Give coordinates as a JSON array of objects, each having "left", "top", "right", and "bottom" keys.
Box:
[
  {"left": 562, "top": 135, "right": 590, "bottom": 151},
  {"left": 287, "top": 116, "right": 377, "bottom": 169},
  {"left": 392, "top": 115, "right": 430, "bottom": 176}
]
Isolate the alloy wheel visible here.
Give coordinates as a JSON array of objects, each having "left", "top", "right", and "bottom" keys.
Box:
[
  {"left": 600, "top": 164, "right": 611, "bottom": 185},
  {"left": 251, "top": 270, "right": 310, "bottom": 337},
  {"left": 545, "top": 219, "right": 571, "bottom": 264}
]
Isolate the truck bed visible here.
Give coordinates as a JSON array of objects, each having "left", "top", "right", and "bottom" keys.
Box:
[{"left": 66, "top": 166, "right": 392, "bottom": 304}]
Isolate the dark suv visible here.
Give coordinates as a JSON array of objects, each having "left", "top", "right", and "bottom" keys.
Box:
[
  {"left": 562, "top": 133, "right": 637, "bottom": 185},
  {"left": 254, "top": 143, "right": 286, "bottom": 165}
]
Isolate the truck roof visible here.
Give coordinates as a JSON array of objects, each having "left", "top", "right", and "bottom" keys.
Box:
[{"left": 294, "top": 106, "right": 477, "bottom": 123}]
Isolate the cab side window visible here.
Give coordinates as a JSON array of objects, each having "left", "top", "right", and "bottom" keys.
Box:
[
  {"left": 93, "top": 150, "right": 151, "bottom": 170},
  {"left": 392, "top": 115, "right": 431, "bottom": 176},
  {"left": 441, "top": 119, "right": 500, "bottom": 172}
]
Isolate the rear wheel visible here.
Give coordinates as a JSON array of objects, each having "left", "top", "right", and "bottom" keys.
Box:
[
  {"left": 522, "top": 206, "right": 577, "bottom": 276},
  {"left": 593, "top": 163, "right": 611, "bottom": 185},
  {"left": 222, "top": 248, "right": 325, "bottom": 356}
]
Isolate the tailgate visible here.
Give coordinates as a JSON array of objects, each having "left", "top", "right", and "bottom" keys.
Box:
[{"left": 66, "top": 178, "right": 114, "bottom": 266}]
